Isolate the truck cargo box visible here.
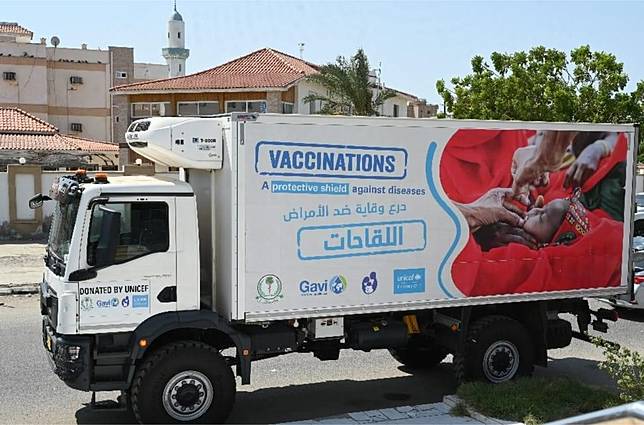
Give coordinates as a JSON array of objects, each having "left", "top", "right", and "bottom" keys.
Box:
[{"left": 183, "top": 114, "right": 636, "bottom": 322}]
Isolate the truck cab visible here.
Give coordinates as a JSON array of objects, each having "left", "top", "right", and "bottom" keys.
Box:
[{"left": 41, "top": 172, "right": 202, "bottom": 384}]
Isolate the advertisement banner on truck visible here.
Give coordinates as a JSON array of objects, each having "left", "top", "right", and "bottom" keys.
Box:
[{"left": 242, "top": 124, "right": 630, "bottom": 315}]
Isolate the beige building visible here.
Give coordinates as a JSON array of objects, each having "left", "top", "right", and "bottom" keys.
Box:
[
  {"left": 0, "top": 107, "right": 118, "bottom": 170},
  {"left": 111, "top": 47, "right": 418, "bottom": 165},
  {"left": 408, "top": 99, "right": 440, "bottom": 118},
  {"left": 0, "top": 22, "right": 167, "bottom": 143}
]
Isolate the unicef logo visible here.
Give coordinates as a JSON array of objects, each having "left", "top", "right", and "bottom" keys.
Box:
[{"left": 329, "top": 275, "right": 347, "bottom": 294}]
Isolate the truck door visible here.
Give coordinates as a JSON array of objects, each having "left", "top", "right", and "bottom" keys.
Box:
[{"left": 76, "top": 196, "right": 177, "bottom": 332}]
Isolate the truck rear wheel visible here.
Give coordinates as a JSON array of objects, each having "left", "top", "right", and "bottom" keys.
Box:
[
  {"left": 131, "top": 340, "right": 236, "bottom": 424},
  {"left": 389, "top": 336, "right": 448, "bottom": 369},
  {"left": 454, "top": 315, "right": 534, "bottom": 384}
]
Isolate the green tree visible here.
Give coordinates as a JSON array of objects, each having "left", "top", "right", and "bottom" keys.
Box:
[
  {"left": 436, "top": 46, "right": 644, "bottom": 160},
  {"left": 304, "top": 49, "right": 396, "bottom": 116}
]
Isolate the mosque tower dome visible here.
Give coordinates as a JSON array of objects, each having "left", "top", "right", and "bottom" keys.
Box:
[{"left": 162, "top": 0, "right": 189, "bottom": 77}]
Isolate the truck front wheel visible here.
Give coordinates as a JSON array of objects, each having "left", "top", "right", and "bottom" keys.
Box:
[
  {"left": 131, "top": 340, "right": 236, "bottom": 424},
  {"left": 454, "top": 315, "right": 534, "bottom": 384}
]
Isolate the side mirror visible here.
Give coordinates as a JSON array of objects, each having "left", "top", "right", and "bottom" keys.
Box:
[
  {"left": 29, "top": 193, "right": 51, "bottom": 209},
  {"left": 94, "top": 205, "right": 121, "bottom": 267},
  {"left": 69, "top": 268, "right": 97, "bottom": 281}
]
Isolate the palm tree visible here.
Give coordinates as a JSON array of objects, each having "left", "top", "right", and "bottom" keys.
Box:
[{"left": 304, "top": 49, "right": 396, "bottom": 116}]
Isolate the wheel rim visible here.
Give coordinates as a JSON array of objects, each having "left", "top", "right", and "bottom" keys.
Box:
[
  {"left": 162, "top": 370, "right": 214, "bottom": 421},
  {"left": 482, "top": 340, "right": 519, "bottom": 383}
]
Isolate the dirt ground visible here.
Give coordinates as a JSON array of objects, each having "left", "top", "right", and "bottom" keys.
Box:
[{"left": 0, "top": 243, "right": 46, "bottom": 286}]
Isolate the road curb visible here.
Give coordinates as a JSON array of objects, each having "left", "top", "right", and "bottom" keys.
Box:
[
  {"left": 0, "top": 283, "right": 39, "bottom": 295},
  {"left": 281, "top": 397, "right": 518, "bottom": 424},
  {"left": 443, "top": 395, "right": 522, "bottom": 425}
]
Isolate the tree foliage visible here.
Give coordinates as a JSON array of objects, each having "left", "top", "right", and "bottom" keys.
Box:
[
  {"left": 304, "top": 49, "right": 396, "bottom": 116},
  {"left": 436, "top": 46, "right": 644, "bottom": 160}
]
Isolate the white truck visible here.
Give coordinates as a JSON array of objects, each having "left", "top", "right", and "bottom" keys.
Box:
[{"left": 36, "top": 113, "right": 638, "bottom": 423}]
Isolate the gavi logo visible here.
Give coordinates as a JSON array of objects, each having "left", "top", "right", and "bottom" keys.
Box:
[
  {"left": 299, "top": 279, "right": 328, "bottom": 296},
  {"left": 299, "top": 275, "right": 348, "bottom": 296}
]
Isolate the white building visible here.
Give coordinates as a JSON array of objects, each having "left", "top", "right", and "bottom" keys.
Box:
[
  {"left": 0, "top": 22, "right": 167, "bottom": 142},
  {"left": 161, "top": 5, "right": 189, "bottom": 77}
]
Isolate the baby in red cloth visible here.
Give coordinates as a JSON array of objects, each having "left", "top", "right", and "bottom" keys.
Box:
[
  {"left": 475, "top": 190, "right": 590, "bottom": 250},
  {"left": 522, "top": 191, "right": 590, "bottom": 246}
]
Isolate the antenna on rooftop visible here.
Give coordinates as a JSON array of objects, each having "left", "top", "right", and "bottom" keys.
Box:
[
  {"left": 173, "top": 0, "right": 177, "bottom": 11},
  {"left": 298, "top": 42, "right": 305, "bottom": 59}
]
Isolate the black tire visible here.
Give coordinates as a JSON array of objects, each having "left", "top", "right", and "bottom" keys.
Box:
[
  {"left": 454, "top": 315, "right": 534, "bottom": 384},
  {"left": 131, "top": 340, "right": 236, "bottom": 424},
  {"left": 389, "top": 336, "right": 449, "bottom": 369}
]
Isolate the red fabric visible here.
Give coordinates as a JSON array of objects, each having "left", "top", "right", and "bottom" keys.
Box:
[{"left": 440, "top": 129, "right": 625, "bottom": 296}]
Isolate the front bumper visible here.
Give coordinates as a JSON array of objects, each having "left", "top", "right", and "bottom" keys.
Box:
[{"left": 42, "top": 318, "right": 91, "bottom": 391}]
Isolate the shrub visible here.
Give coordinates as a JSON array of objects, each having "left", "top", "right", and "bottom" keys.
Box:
[{"left": 593, "top": 337, "right": 644, "bottom": 402}]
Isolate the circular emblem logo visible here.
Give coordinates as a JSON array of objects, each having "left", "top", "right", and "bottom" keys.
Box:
[
  {"left": 361, "top": 272, "right": 378, "bottom": 294},
  {"left": 121, "top": 296, "right": 130, "bottom": 308},
  {"left": 330, "top": 275, "right": 347, "bottom": 294},
  {"left": 80, "top": 296, "right": 93, "bottom": 311},
  {"left": 111, "top": 297, "right": 119, "bottom": 307},
  {"left": 257, "top": 274, "right": 283, "bottom": 303}
]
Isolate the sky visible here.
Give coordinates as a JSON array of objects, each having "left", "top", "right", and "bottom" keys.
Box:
[{"left": 3, "top": 0, "right": 644, "bottom": 104}]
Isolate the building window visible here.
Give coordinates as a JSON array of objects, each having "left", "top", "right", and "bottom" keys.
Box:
[
  {"left": 225, "top": 101, "right": 267, "bottom": 113},
  {"left": 69, "top": 76, "right": 83, "bottom": 85},
  {"left": 177, "top": 101, "right": 220, "bottom": 116},
  {"left": 70, "top": 122, "right": 83, "bottom": 132},
  {"left": 115, "top": 71, "right": 127, "bottom": 79},
  {"left": 178, "top": 32, "right": 181, "bottom": 39},
  {"left": 179, "top": 64, "right": 182, "bottom": 72},
  {"left": 282, "top": 102, "right": 294, "bottom": 114},
  {"left": 3, "top": 71, "right": 16, "bottom": 81},
  {"left": 131, "top": 102, "right": 171, "bottom": 118},
  {"left": 393, "top": 104, "right": 399, "bottom": 118}
]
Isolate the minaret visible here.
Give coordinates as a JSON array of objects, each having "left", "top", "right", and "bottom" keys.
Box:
[{"left": 162, "top": 1, "right": 189, "bottom": 77}]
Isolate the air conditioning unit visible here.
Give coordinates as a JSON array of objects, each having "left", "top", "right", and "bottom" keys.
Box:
[
  {"left": 69, "top": 76, "right": 83, "bottom": 84},
  {"left": 3, "top": 72, "right": 16, "bottom": 81},
  {"left": 70, "top": 123, "right": 83, "bottom": 132}
]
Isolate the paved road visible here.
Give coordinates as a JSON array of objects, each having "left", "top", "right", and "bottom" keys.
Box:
[
  {"left": 0, "top": 295, "right": 642, "bottom": 424},
  {"left": 0, "top": 243, "right": 44, "bottom": 287}
]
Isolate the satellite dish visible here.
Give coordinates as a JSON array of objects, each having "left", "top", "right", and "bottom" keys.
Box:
[{"left": 50, "top": 36, "right": 60, "bottom": 47}]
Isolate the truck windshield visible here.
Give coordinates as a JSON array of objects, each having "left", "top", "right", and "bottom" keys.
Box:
[{"left": 48, "top": 198, "right": 80, "bottom": 263}]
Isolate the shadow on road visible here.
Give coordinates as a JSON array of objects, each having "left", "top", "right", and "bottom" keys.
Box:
[
  {"left": 615, "top": 307, "right": 644, "bottom": 323},
  {"left": 537, "top": 356, "right": 617, "bottom": 390},
  {"left": 74, "top": 363, "right": 457, "bottom": 424},
  {"left": 72, "top": 356, "right": 620, "bottom": 424},
  {"left": 75, "top": 402, "right": 136, "bottom": 424},
  {"left": 230, "top": 364, "right": 456, "bottom": 424}
]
